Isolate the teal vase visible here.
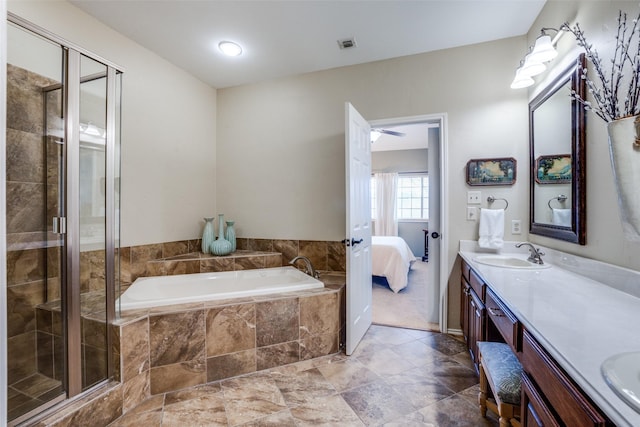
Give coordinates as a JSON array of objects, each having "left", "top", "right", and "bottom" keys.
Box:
[
  {"left": 210, "top": 214, "right": 232, "bottom": 256},
  {"left": 201, "top": 217, "right": 215, "bottom": 254},
  {"left": 225, "top": 220, "right": 236, "bottom": 252}
]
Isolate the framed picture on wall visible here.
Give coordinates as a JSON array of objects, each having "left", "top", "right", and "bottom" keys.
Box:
[
  {"left": 535, "top": 154, "right": 572, "bottom": 184},
  {"left": 466, "top": 157, "right": 517, "bottom": 186}
]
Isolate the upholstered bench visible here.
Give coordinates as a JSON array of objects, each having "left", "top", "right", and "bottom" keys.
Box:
[{"left": 477, "top": 341, "right": 522, "bottom": 427}]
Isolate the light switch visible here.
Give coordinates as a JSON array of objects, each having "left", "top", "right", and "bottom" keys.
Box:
[
  {"left": 467, "top": 191, "right": 481, "bottom": 204},
  {"left": 467, "top": 206, "right": 477, "bottom": 221}
]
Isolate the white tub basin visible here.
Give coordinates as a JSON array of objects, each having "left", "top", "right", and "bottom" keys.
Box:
[
  {"left": 602, "top": 351, "right": 640, "bottom": 414},
  {"left": 473, "top": 254, "right": 551, "bottom": 270}
]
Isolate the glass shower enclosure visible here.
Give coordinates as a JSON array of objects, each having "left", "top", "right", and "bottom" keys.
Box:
[{"left": 6, "top": 14, "right": 121, "bottom": 424}]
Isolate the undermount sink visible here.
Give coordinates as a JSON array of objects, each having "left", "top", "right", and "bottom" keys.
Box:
[
  {"left": 602, "top": 352, "right": 640, "bottom": 414},
  {"left": 473, "top": 254, "right": 551, "bottom": 270}
]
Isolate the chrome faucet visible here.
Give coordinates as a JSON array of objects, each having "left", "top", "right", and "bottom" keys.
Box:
[
  {"left": 289, "top": 256, "right": 320, "bottom": 279},
  {"left": 515, "top": 242, "right": 545, "bottom": 265}
]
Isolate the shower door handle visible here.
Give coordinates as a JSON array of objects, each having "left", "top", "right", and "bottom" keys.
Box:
[{"left": 52, "top": 217, "right": 66, "bottom": 234}]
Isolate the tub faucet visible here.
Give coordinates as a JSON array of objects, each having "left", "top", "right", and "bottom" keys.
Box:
[
  {"left": 515, "top": 242, "right": 545, "bottom": 265},
  {"left": 289, "top": 256, "right": 320, "bottom": 279}
]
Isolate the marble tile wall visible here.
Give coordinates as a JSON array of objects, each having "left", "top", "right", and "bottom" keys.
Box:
[{"left": 118, "top": 237, "right": 346, "bottom": 292}]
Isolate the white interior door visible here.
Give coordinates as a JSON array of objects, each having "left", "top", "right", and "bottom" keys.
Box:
[
  {"left": 345, "top": 102, "right": 372, "bottom": 355},
  {"left": 426, "top": 126, "right": 441, "bottom": 325}
]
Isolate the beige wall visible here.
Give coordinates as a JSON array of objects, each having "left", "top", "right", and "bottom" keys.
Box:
[
  {"left": 7, "top": 0, "right": 217, "bottom": 247},
  {"left": 526, "top": 0, "right": 640, "bottom": 271},
  {"left": 217, "top": 37, "right": 531, "bottom": 327}
]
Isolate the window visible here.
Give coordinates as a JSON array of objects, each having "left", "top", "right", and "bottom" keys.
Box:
[
  {"left": 370, "top": 174, "right": 429, "bottom": 220},
  {"left": 397, "top": 174, "right": 429, "bottom": 220}
]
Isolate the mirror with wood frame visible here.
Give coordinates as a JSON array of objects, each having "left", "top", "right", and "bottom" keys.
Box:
[{"left": 529, "top": 54, "right": 586, "bottom": 244}]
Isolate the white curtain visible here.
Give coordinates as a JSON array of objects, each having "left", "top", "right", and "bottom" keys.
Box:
[{"left": 374, "top": 172, "right": 398, "bottom": 236}]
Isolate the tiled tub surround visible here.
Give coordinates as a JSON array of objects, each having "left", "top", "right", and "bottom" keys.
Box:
[{"left": 110, "top": 273, "right": 345, "bottom": 419}]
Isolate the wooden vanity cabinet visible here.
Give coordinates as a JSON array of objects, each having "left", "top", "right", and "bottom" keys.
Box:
[
  {"left": 460, "top": 258, "right": 613, "bottom": 427},
  {"left": 460, "top": 260, "right": 485, "bottom": 371}
]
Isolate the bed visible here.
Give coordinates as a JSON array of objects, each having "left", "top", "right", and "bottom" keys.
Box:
[{"left": 372, "top": 236, "right": 417, "bottom": 293}]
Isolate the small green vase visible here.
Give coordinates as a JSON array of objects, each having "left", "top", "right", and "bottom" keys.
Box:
[
  {"left": 210, "top": 214, "right": 232, "bottom": 256},
  {"left": 201, "top": 217, "right": 215, "bottom": 254},
  {"left": 225, "top": 220, "right": 236, "bottom": 252}
]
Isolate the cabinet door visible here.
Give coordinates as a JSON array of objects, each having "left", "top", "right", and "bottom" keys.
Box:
[
  {"left": 468, "top": 286, "right": 485, "bottom": 370},
  {"left": 461, "top": 278, "right": 470, "bottom": 344},
  {"left": 522, "top": 372, "right": 560, "bottom": 427},
  {"left": 522, "top": 330, "right": 608, "bottom": 426}
]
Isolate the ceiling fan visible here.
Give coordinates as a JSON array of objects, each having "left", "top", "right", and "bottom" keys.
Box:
[{"left": 370, "top": 128, "right": 406, "bottom": 142}]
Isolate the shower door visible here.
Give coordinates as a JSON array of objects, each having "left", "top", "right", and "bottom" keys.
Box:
[{"left": 6, "top": 15, "right": 121, "bottom": 424}]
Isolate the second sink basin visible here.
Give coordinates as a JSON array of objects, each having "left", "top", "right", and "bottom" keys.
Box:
[
  {"left": 473, "top": 254, "right": 551, "bottom": 269},
  {"left": 602, "top": 351, "right": 640, "bottom": 414}
]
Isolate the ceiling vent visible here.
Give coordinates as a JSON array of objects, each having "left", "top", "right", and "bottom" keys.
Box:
[{"left": 337, "top": 38, "right": 357, "bottom": 50}]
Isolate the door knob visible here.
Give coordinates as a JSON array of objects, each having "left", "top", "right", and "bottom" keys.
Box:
[
  {"left": 351, "top": 238, "right": 364, "bottom": 246},
  {"left": 431, "top": 232, "right": 440, "bottom": 239}
]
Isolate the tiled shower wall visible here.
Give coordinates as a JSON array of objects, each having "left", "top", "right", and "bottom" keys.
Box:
[{"left": 6, "top": 64, "right": 61, "bottom": 386}]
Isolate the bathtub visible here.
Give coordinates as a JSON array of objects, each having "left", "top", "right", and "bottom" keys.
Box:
[{"left": 117, "top": 266, "right": 324, "bottom": 310}]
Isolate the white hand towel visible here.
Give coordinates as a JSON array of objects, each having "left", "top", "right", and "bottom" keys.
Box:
[
  {"left": 478, "top": 208, "right": 505, "bottom": 249},
  {"left": 552, "top": 208, "right": 571, "bottom": 227}
]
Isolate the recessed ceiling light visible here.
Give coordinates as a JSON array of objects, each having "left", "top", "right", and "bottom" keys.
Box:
[{"left": 218, "top": 41, "right": 243, "bottom": 57}]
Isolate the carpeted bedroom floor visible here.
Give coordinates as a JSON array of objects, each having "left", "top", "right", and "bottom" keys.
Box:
[{"left": 372, "top": 260, "right": 439, "bottom": 331}]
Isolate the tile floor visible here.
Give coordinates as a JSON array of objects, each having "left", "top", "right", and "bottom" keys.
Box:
[{"left": 108, "top": 325, "right": 499, "bottom": 426}]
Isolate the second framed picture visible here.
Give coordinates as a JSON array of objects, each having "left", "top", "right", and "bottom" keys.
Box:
[
  {"left": 466, "top": 157, "right": 517, "bottom": 186},
  {"left": 535, "top": 154, "right": 571, "bottom": 184}
]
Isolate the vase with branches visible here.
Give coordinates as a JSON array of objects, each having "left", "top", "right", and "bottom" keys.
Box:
[{"left": 563, "top": 8, "right": 640, "bottom": 240}]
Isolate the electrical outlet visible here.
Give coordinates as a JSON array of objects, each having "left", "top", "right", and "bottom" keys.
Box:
[
  {"left": 512, "top": 219, "right": 522, "bottom": 234},
  {"left": 467, "top": 191, "right": 481, "bottom": 204},
  {"left": 467, "top": 206, "right": 477, "bottom": 221}
]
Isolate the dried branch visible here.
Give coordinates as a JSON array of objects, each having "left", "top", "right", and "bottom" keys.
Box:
[{"left": 563, "top": 9, "right": 640, "bottom": 122}]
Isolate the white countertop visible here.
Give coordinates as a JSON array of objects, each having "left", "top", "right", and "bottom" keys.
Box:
[{"left": 458, "top": 240, "right": 640, "bottom": 427}]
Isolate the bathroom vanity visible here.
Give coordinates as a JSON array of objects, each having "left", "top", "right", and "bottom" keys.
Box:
[{"left": 459, "top": 241, "right": 640, "bottom": 427}]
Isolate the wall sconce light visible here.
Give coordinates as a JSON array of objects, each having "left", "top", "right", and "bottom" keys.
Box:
[
  {"left": 510, "top": 61, "right": 535, "bottom": 89},
  {"left": 529, "top": 32, "right": 559, "bottom": 63},
  {"left": 510, "top": 27, "right": 564, "bottom": 89}
]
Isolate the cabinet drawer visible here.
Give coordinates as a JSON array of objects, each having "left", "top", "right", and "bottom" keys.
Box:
[
  {"left": 522, "top": 330, "right": 608, "bottom": 427},
  {"left": 469, "top": 268, "right": 485, "bottom": 301},
  {"left": 486, "top": 288, "right": 520, "bottom": 352}
]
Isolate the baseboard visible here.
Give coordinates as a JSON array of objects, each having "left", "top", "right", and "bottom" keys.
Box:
[{"left": 447, "top": 328, "right": 463, "bottom": 336}]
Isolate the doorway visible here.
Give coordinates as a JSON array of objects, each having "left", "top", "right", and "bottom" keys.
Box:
[
  {"left": 5, "top": 14, "right": 122, "bottom": 424},
  {"left": 368, "top": 114, "right": 448, "bottom": 333}
]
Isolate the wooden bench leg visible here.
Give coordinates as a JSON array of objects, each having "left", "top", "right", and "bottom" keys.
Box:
[{"left": 478, "top": 361, "right": 488, "bottom": 417}]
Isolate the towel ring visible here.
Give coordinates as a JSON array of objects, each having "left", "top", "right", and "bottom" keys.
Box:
[
  {"left": 548, "top": 194, "right": 568, "bottom": 210},
  {"left": 487, "top": 196, "right": 508, "bottom": 210}
]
